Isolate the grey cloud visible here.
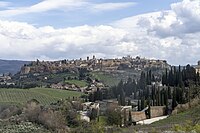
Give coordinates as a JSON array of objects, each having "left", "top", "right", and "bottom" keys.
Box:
[{"left": 0, "top": 0, "right": 200, "bottom": 65}]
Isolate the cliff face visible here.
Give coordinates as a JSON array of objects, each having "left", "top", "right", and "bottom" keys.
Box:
[{"left": 20, "top": 66, "right": 31, "bottom": 74}]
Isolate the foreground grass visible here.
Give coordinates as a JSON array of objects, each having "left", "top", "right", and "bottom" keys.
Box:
[
  {"left": 152, "top": 106, "right": 200, "bottom": 127},
  {"left": 0, "top": 88, "right": 83, "bottom": 105}
]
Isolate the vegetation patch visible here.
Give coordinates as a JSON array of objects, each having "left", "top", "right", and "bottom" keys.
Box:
[
  {"left": 65, "top": 80, "right": 88, "bottom": 87},
  {"left": 0, "top": 120, "right": 50, "bottom": 133},
  {"left": 90, "top": 71, "right": 120, "bottom": 87}
]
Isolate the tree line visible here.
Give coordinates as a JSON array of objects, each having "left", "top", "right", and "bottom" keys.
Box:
[{"left": 88, "top": 65, "right": 200, "bottom": 112}]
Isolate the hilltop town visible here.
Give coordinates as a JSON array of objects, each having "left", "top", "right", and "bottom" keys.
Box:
[
  {"left": 5, "top": 56, "right": 169, "bottom": 92},
  {"left": 20, "top": 56, "right": 170, "bottom": 74}
]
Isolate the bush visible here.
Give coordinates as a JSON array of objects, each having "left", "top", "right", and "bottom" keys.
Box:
[
  {"left": 0, "top": 106, "right": 22, "bottom": 119},
  {"left": 24, "top": 99, "right": 68, "bottom": 132},
  {"left": 105, "top": 106, "right": 121, "bottom": 126},
  {"left": 38, "top": 109, "right": 67, "bottom": 131},
  {"left": 71, "top": 121, "right": 105, "bottom": 133},
  {"left": 24, "top": 99, "right": 41, "bottom": 123}
]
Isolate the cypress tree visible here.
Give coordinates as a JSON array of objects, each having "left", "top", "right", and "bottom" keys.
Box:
[
  {"left": 127, "top": 99, "right": 131, "bottom": 106},
  {"left": 167, "top": 86, "right": 171, "bottom": 99},
  {"left": 128, "top": 110, "right": 132, "bottom": 125},
  {"left": 118, "top": 95, "right": 121, "bottom": 105},
  {"left": 123, "top": 109, "right": 127, "bottom": 127},
  {"left": 165, "top": 69, "right": 168, "bottom": 85},
  {"left": 172, "top": 87, "right": 177, "bottom": 109},
  {"left": 157, "top": 88, "right": 161, "bottom": 106},
  {"left": 137, "top": 100, "right": 141, "bottom": 111},
  {"left": 161, "top": 90, "right": 165, "bottom": 106},
  {"left": 120, "top": 90, "right": 126, "bottom": 106},
  {"left": 117, "top": 80, "right": 124, "bottom": 96},
  {"left": 139, "top": 71, "right": 146, "bottom": 90},
  {"left": 165, "top": 88, "right": 169, "bottom": 115},
  {"left": 149, "top": 70, "right": 152, "bottom": 84},
  {"left": 147, "top": 97, "right": 151, "bottom": 119},
  {"left": 152, "top": 85, "right": 156, "bottom": 106},
  {"left": 141, "top": 97, "right": 145, "bottom": 110}
]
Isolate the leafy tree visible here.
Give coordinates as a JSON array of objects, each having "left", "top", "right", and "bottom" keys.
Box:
[
  {"left": 89, "top": 108, "right": 98, "bottom": 121},
  {"left": 106, "top": 107, "right": 122, "bottom": 126}
]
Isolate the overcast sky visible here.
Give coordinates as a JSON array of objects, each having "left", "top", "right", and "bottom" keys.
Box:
[{"left": 0, "top": 0, "right": 199, "bottom": 65}]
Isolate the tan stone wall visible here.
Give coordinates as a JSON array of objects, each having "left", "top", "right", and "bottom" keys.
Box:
[
  {"left": 150, "top": 106, "right": 166, "bottom": 118},
  {"left": 131, "top": 112, "right": 146, "bottom": 122}
]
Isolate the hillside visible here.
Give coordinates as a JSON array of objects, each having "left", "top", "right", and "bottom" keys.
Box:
[
  {"left": 121, "top": 100, "right": 200, "bottom": 133},
  {"left": 0, "top": 88, "right": 83, "bottom": 105},
  {"left": 0, "top": 59, "right": 30, "bottom": 74}
]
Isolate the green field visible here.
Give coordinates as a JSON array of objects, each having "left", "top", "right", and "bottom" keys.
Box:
[
  {"left": 90, "top": 72, "right": 120, "bottom": 87},
  {"left": 0, "top": 88, "right": 83, "bottom": 105},
  {"left": 65, "top": 80, "right": 88, "bottom": 87}
]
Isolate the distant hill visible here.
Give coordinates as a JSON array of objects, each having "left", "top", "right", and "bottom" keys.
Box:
[{"left": 0, "top": 59, "right": 30, "bottom": 74}]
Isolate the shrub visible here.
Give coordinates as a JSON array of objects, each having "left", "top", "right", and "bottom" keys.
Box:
[
  {"left": 24, "top": 99, "right": 68, "bottom": 131},
  {"left": 0, "top": 105, "right": 22, "bottom": 119},
  {"left": 24, "top": 99, "right": 41, "bottom": 123},
  {"left": 38, "top": 109, "right": 67, "bottom": 131}
]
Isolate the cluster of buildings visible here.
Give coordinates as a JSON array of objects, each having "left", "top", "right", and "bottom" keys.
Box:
[
  {"left": 78, "top": 79, "right": 174, "bottom": 125},
  {"left": 20, "top": 56, "right": 170, "bottom": 75},
  {"left": 194, "top": 60, "right": 200, "bottom": 74},
  {"left": 50, "top": 80, "right": 105, "bottom": 93},
  {"left": 79, "top": 98, "right": 166, "bottom": 125},
  {"left": 0, "top": 74, "right": 15, "bottom": 86}
]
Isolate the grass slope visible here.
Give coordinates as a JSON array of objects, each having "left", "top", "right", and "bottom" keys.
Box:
[
  {"left": 121, "top": 104, "right": 200, "bottom": 132},
  {"left": 0, "top": 88, "right": 82, "bottom": 105},
  {"left": 65, "top": 80, "right": 88, "bottom": 87},
  {"left": 90, "top": 72, "right": 120, "bottom": 87}
]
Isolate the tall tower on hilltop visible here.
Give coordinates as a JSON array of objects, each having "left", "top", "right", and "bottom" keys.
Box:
[{"left": 198, "top": 60, "right": 200, "bottom": 66}]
